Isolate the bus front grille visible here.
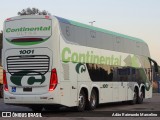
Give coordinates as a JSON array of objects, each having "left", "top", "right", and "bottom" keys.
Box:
[{"left": 7, "top": 55, "right": 50, "bottom": 75}]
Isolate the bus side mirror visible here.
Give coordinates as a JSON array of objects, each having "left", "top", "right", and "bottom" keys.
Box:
[
  {"left": 154, "top": 62, "right": 158, "bottom": 73},
  {"left": 148, "top": 57, "right": 158, "bottom": 73}
]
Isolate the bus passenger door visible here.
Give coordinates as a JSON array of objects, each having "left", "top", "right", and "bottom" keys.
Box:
[
  {"left": 70, "top": 63, "right": 78, "bottom": 106},
  {"left": 119, "top": 82, "right": 127, "bottom": 101},
  {"left": 112, "top": 82, "right": 119, "bottom": 102},
  {"left": 100, "top": 82, "right": 113, "bottom": 103}
]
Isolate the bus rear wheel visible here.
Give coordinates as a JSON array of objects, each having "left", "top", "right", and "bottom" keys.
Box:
[
  {"left": 76, "top": 90, "right": 86, "bottom": 112},
  {"left": 87, "top": 89, "right": 98, "bottom": 110},
  {"left": 130, "top": 89, "right": 138, "bottom": 105},
  {"left": 137, "top": 89, "right": 144, "bottom": 104}
]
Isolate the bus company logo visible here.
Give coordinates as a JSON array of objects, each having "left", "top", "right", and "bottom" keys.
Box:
[
  {"left": 61, "top": 47, "right": 122, "bottom": 66},
  {"left": 10, "top": 71, "right": 45, "bottom": 86},
  {"left": 145, "top": 82, "right": 151, "bottom": 91},
  {"left": 6, "top": 26, "right": 51, "bottom": 33},
  {"left": 76, "top": 63, "right": 86, "bottom": 74}
]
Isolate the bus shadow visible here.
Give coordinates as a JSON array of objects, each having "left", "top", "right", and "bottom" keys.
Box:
[
  {"left": 97, "top": 101, "right": 131, "bottom": 109},
  {"left": 42, "top": 101, "right": 149, "bottom": 117}
]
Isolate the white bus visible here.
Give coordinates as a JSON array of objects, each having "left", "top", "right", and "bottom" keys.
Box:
[{"left": 2, "top": 15, "right": 158, "bottom": 111}]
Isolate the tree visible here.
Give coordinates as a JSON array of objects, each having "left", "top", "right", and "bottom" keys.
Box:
[{"left": 18, "top": 7, "right": 51, "bottom": 16}]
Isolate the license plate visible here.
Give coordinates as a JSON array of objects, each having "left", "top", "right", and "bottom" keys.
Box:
[{"left": 23, "top": 87, "right": 32, "bottom": 92}]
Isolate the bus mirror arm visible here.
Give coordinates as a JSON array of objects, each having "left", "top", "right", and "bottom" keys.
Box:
[
  {"left": 148, "top": 57, "right": 158, "bottom": 73},
  {"left": 154, "top": 63, "right": 158, "bottom": 73}
]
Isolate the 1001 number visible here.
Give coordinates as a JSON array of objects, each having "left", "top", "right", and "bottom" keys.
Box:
[{"left": 19, "top": 50, "right": 34, "bottom": 54}]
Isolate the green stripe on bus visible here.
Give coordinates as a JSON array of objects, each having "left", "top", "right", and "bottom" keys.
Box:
[{"left": 68, "top": 20, "right": 145, "bottom": 43}]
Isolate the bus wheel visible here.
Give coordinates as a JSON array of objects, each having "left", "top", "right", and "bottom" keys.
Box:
[
  {"left": 137, "top": 89, "right": 144, "bottom": 104},
  {"left": 30, "top": 105, "right": 43, "bottom": 112},
  {"left": 130, "top": 89, "right": 138, "bottom": 105},
  {"left": 87, "top": 89, "right": 98, "bottom": 110},
  {"left": 76, "top": 90, "right": 86, "bottom": 112}
]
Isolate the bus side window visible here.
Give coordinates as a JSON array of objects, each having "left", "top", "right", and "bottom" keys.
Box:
[
  {"left": 108, "top": 69, "right": 113, "bottom": 81},
  {"left": 131, "top": 68, "right": 136, "bottom": 81}
]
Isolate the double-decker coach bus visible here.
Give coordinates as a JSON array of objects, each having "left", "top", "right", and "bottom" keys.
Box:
[{"left": 2, "top": 15, "right": 158, "bottom": 111}]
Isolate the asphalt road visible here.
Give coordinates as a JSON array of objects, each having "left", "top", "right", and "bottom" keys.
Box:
[{"left": 0, "top": 93, "right": 160, "bottom": 119}]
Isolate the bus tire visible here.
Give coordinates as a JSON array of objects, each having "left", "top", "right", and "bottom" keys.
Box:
[
  {"left": 76, "top": 90, "right": 87, "bottom": 112},
  {"left": 87, "top": 89, "right": 98, "bottom": 110},
  {"left": 137, "top": 89, "right": 144, "bottom": 104},
  {"left": 130, "top": 88, "right": 138, "bottom": 105}
]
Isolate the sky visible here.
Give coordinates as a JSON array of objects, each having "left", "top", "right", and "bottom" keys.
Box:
[{"left": 0, "top": 0, "right": 160, "bottom": 64}]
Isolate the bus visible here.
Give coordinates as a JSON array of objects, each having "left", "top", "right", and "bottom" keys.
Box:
[{"left": 2, "top": 15, "right": 158, "bottom": 111}]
